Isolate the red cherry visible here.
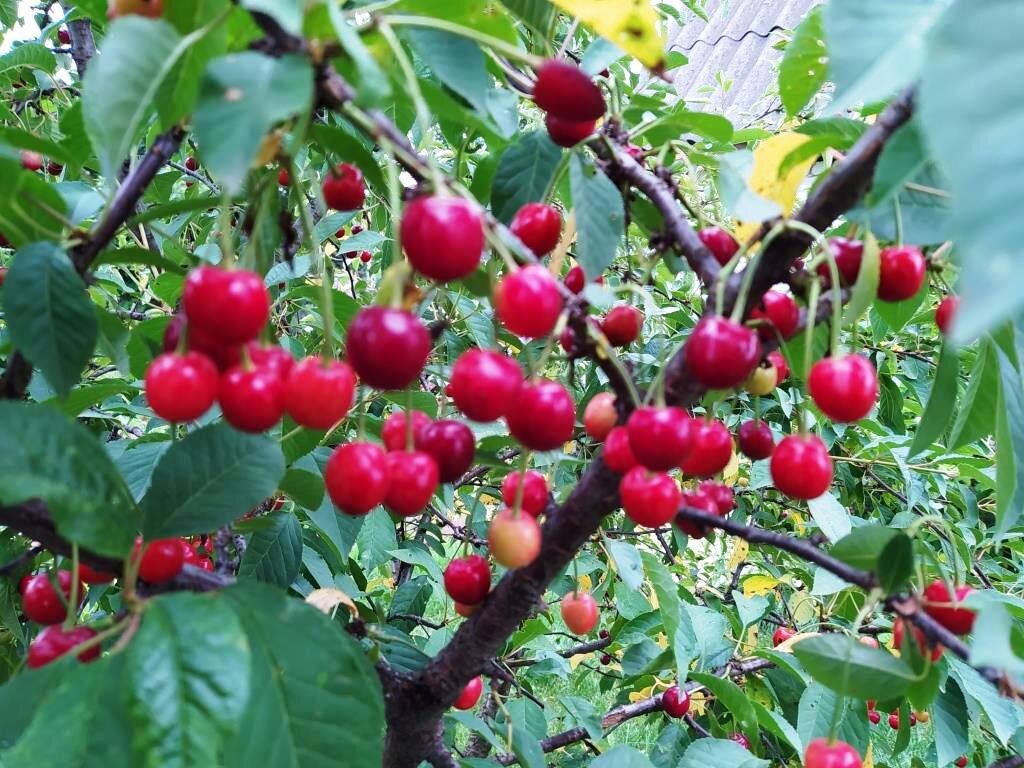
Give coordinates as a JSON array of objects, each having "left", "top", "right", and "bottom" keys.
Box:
[
  {"left": 545, "top": 114, "right": 596, "bottom": 148},
  {"left": 620, "top": 468, "right": 681, "bottom": 527},
  {"left": 679, "top": 419, "right": 732, "bottom": 478},
  {"left": 561, "top": 592, "right": 599, "bottom": 635},
  {"left": 22, "top": 572, "right": 81, "bottom": 624},
  {"left": 888, "top": 712, "right": 900, "bottom": 730},
  {"left": 770, "top": 434, "right": 832, "bottom": 499},
  {"left": 46, "top": 161, "right": 63, "bottom": 176},
  {"left": 603, "top": 426, "right": 638, "bottom": 472},
  {"left": 533, "top": 60, "right": 605, "bottom": 121},
  {"left": 382, "top": 410, "right": 433, "bottom": 452},
  {"left": 936, "top": 295, "right": 959, "bottom": 336},
  {"left": 383, "top": 451, "right": 439, "bottom": 517},
  {"left": 501, "top": 470, "right": 549, "bottom": 517},
  {"left": 0, "top": 266, "right": 6, "bottom": 286},
  {"left": 599, "top": 629, "right": 610, "bottom": 639},
  {"left": 922, "top": 580, "right": 976, "bottom": 635},
  {"left": 893, "top": 616, "right": 944, "bottom": 662},
  {"left": 419, "top": 419, "right": 475, "bottom": 482},
  {"left": 738, "top": 420, "right": 775, "bottom": 460},
  {"left": 505, "top": 378, "right": 575, "bottom": 451},
  {"left": 804, "top": 738, "right": 862, "bottom": 768},
  {"left": 449, "top": 348, "right": 522, "bottom": 422},
  {"left": 510, "top": 202, "right": 561, "bottom": 256},
  {"left": 626, "top": 406, "right": 693, "bottom": 471},
  {"left": 495, "top": 266, "right": 564, "bottom": 338},
  {"left": 564, "top": 265, "right": 585, "bottom": 294},
  {"left": 346, "top": 307, "right": 431, "bottom": 390},
  {"left": 335, "top": 228, "right": 347, "bottom": 238},
  {"left": 246, "top": 343, "right": 294, "bottom": 380},
  {"left": 182, "top": 321, "right": 237, "bottom": 371},
  {"left": 78, "top": 563, "right": 116, "bottom": 584},
  {"left": 453, "top": 676, "right": 483, "bottom": 710},
  {"left": 283, "top": 356, "right": 355, "bottom": 430},
  {"left": 27, "top": 624, "right": 99, "bottom": 669},
  {"left": 602, "top": 305, "right": 643, "bottom": 346},
  {"left": 444, "top": 555, "right": 490, "bottom": 605},
  {"left": 698, "top": 227, "right": 739, "bottom": 266},
  {"left": 181, "top": 540, "right": 214, "bottom": 571},
  {"left": 401, "top": 195, "right": 485, "bottom": 281},
  {"left": 136, "top": 539, "right": 185, "bottom": 584},
  {"left": 860, "top": 636, "right": 880, "bottom": 649},
  {"left": 57, "top": 27, "right": 71, "bottom": 44},
  {"left": 184, "top": 155, "right": 198, "bottom": 171},
  {"left": 729, "top": 733, "right": 751, "bottom": 750},
  {"left": 359, "top": 250, "right": 371, "bottom": 263},
  {"left": 808, "top": 354, "right": 878, "bottom": 423},
  {"left": 768, "top": 350, "right": 790, "bottom": 383},
  {"left": 818, "top": 238, "right": 863, "bottom": 286},
  {"left": 750, "top": 290, "right": 799, "bottom": 340},
  {"left": 868, "top": 710, "right": 881, "bottom": 725},
  {"left": 488, "top": 508, "right": 542, "bottom": 568},
  {"left": 662, "top": 685, "right": 690, "bottom": 718},
  {"left": 352, "top": 225, "right": 363, "bottom": 235},
  {"left": 144, "top": 352, "right": 218, "bottom": 422},
  {"left": 20, "top": 150, "right": 42, "bottom": 171},
  {"left": 772, "top": 626, "right": 797, "bottom": 646},
  {"left": 698, "top": 480, "right": 735, "bottom": 513},
  {"left": 675, "top": 489, "right": 720, "bottom": 539},
  {"left": 583, "top": 392, "right": 618, "bottom": 441},
  {"left": 325, "top": 442, "right": 390, "bottom": 515},
  {"left": 322, "top": 162, "right": 365, "bottom": 211},
  {"left": 878, "top": 245, "right": 926, "bottom": 302},
  {"left": 686, "top": 317, "right": 761, "bottom": 389},
  {"left": 955, "top": 757, "right": 968, "bottom": 768},
  {"left": 183, "top": 266, "right": 270, "bottom": 345},
  {"left": 277, "top": 168, "right": 289, "bottom": 186},
  {"left": 454, "top": 601, "right": 478, "bottom": 618},
  {"left": 600, "top": 654, "right": 611, "bottom": 664},
  {"left": 218, "top": 366, "right": 285, "bottom": 432}
]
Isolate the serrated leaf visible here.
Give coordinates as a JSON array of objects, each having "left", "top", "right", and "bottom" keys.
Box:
[
  {"left": 779, "top": 7, "right": 826, "bottom": 117},
  {"left": 793, "top": 634, "right": 915, "bottom": 699},
  {"left": 806, "top": 492, "right": 851, "bottom": 543},
  {"left": 403, "top": 27, "right": 489, "bottom": 113},
  {"left": 908, "top": 345, "right": 959, "bottom": 457},
  {"left": 830, "top": 525, "right": 899, "bottom": 572},
  {"left": 677, "top": 738, "right": 768, "bottom": 768},
  {"left": 491, "top": 131, "right": 562, "bottom": 224},
  {"left": 689, "top": 673, "right": 759, "bottom": 747},
  {"left": 238, "top": 512, "right": 303, "bottom": 587},
  {"left": 0, "top": 43, "right": 56, "bottom": 76},
  {"left": 570, "top": 152, "right": 624, "bottom": 281}
]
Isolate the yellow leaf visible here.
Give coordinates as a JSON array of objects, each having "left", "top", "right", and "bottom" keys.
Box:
[
  {"left": 743, "top": 574, "right": 779, "bottom": 598},
  {"left": 548, "top": 0, "right": 665, "bottom": 69},
  {"left": 568, "top": 653, "right": 589, "bottom": 670},
  {"left": 790, "top": 592, "right": 818, "bottom": 625},
  {"left": 366, "top": 576, "right": 395, "bottom": 592},
  {"left": 727, "top": 539, "right": 749, "bottom": 571},
  {"left": 863, "top": 740, "right": 873, "bottom": 768},
  {"left": 688, "top": 690, "right": 708, "bottom": 717},
  {"left": 722, "top": 448, "right": 740, "bottom": 484},
  {"left": 577, "top": 573, "right": 593, "bottom": 593},
  {"left": 744, "top": 625, "right": 759, "bottom": 649},
  {"left": 733, "top": 132, "right": 817, "bottom": 244},
  {"left": 629, "top": 684, "right": 654, "bottom": 703},
  {"left": 655, "top": 632, "right": 668, "bottom": 649},
  {"left": 306, "top": 587, "right": 357, "bottom": 617}
]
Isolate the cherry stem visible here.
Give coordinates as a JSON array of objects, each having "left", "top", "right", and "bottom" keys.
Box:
[
  {"left": 217, "top": 193, "right": 235, "bottom": 269},
  {"left": 788, "top": 220, "right": 842, "bottom": 356},
  {"left": 800, "top": 279, "right": 821, "bottom": 438}
]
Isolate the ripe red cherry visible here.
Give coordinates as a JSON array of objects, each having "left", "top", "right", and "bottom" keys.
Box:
[
  {"left": 804, "top": 738, "right": 862, "bottom": 768},
  {"left": 346, "top": 307, "right": 431, "bottom": 390},
  {"left": 145, "top": 352, "right": 218, "bottom": 422},
  {"left": 23, "top": 572, "right": 81, "bottom": 624},
  {"left": 180, "top": 320, "right": 236, "bottom": 371},
  {"left": 583, "top": 392, "right": 618, "bottom": 441},
  {"left": 505, "top": 378, "right": 575, "bottom": 451},
  {"left": 533, "top": 59, "right": 605, "bottom": 121},
  {"left": 868, "top": 710, "right": 881, "bottom": 725},
  {"left": 561, "top": 591, "right": 599, "bottom": 634},
  {"left": 0, "top": 266, "right": 6, "bottom": 286},
  {"left": 893, "top": 616, "right": 944, "bottom": 662},
  {"left": 181, "top": 540, "right": 214, "bottom": 571},
  {"left": 620, "top": 468, "right": 681, "bottom": 527},
  {"left": 443, "top": 554, "right": 490, "bottom": 605},
  {"left": 603, "top": 426, "right": 638, "bottom": 472},
  {"left": 78, "top": 563, "right": 116, "bottom": 584},
  {"left": 699, "top": 480, "right": 735, "bottom": 513},
  {"left": 27, "top": 624, "right": 100, "bottom": 669},
  {"left": 936, "top": 295, "right": 959, "bottom": 336},
  {"left": 662, "top": 685, "right": 690, "bottom": 718},
  {"left": 771, "top": 434, "right": 832, "bottom": 499},
  {"left": 454, "top": 601, "right": 478, "bottom": 618},
  {"left": 283, "top": 356, "right": 355, "bottom": 430},
  {"left": 545, "top": 114, "right": 596, "bottom": 148},
  {"left": 322, "top": 162, "right": 365, "bottom": 211},
  {"left": 325, "top": 442, "right": 390, "bottom": 515},
  {"left": 382, "top": 409, "right": 433, "bottom": 452},
  {"left": 419, "top": 419, "right": 475, "bottom": 482},
  {"left": 955, "top": 757, "right": 968, "bottom": 768},
  {"left": 277, "top": 168, "right": 289, "bottom": 186},
  {"left": 20, "top": 150, "right": 42, "bottom": 171},
  {"left": 888, "top": 712, "right": 900, "bottom": 730},
  {"left": 495, "top": 266, "right": 564, "bottom": 338},
  {"left": 602, "top": 305, "right": 643, "bottom": 346},
  {"left": 401, "top": 195, "right": 484, "bottom": 281},
  {"left": 359, "top": 251, "right": 371, "bottom": 263},
  {"left": 449, "top": 348, "right": 522, "bottom": 422},
  {"left": 878, "top": 245, "right": 926, "bottom": 302},
  {"left": 738, "top": 420, "right": 775, "bottom": 460},
  {"left": 46, "top": 161, "right": 63, "bottom": 176},
  {"left": 184, "top": 155, "right": 198, "bottom": 171},
  {"left": 218, "top": 366, "right": 285, "bottom": 432},
  {"left": 818, "top": 238, "right": 864, "bottom": 286},
  {"left": 501, "top": 470, "right": 549, "bottom": 517},
  {"left": 680, "top": 419, "right": 732, "bottom": 478},
  {"left": 923, "top": 580, "right": 976, "bottom": 635},
  {"left": 510, "top": 202, "right": 561, "bottom": 257},
  {"left": 453, "top": 676, "right": 483, "bottom": 710},
  {"left": 772, "top": 627, "right": 797, "bottom": 647},
  {"left": 675, "top": 489, "right": 720, "bottom": 539},
  {"left": 750, "top": 290, "right": 799, "bottom": 340},
  {"left": 246, "top": 343, "right": 294, "bottom": 380},
  {"left": 183, "top": 266, "right": 270, "bottom": 345},
  {"left": 626, "top": 406, "right": 693, "bottom": 471},
  {"left": 488, "top": 508, "right": 542, "bottom": 568},
  {"left": 136, "top": 539, "right": 185, "bottom": 584},
  {"left": 57, "top": 27, "right": 71, "bottom": 44},
  {"left": 564, "top": 265, "right": 586, "bottom": 294},
  {"left": 383, "top": 451, "right": 439, "bottom": 517},
  {"left": 808, "top": 354, "right": 878, "bottom": 423},
  {"left": 686, "top": 317, "right": 761, "bottom": 389},
  {"left": 698, "top": 227, "right": 739, "bottom": 266}
]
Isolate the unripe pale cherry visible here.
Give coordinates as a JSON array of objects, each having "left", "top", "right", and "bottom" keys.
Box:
[
  {"left": 583, "top": 392, "right": 618, "bottom": 441},
  {"left": 561, "top": 591, "right": 599, "bottom": 635},
  {"left": 488, "top": 508, "right": 542, "bottom": 568}
]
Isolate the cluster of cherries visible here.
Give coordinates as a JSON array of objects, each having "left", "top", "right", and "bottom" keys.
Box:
[{"left": 532, "top": 59, "right": 607, "bottom": 148}]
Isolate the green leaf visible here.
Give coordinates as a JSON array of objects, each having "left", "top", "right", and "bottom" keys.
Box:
[
  {"left": 326, "top": 4, "right": 389, "bottom": 106},
  {"left": 44, "top": 378, "right": 133, "bottom": 416},
  {"left": 510, "top": 725, "right": 545, "bottom": 768},
  {"left": 806, "top": 492, "right": 851, "bottom": 543},
  {"left": 498, "top": 0, "right": 554, "bottom": 36},
  {"left": 94, "top": 246, "right": 187, "bottom": 275},
  {"left": 141, "top": 423, "right": 286, "bottom": 538},
  {"left": 642, "top": 552, "right": 696, "bottom": 681},
  {"left": 158, "top": 0, "right": 230, "bottom": 125},
  {"left": 831, "top": 525, "right": 899, "bottom": 572},
  {"left": 752, "top": 700, "right": 803, "bottom": 755},
  {"left": 718, "top": 150, "right": 782, "bottom": 222},
  {"left": 402, "top": 27, "right": 489, "bottom": 113},
  {"left": 570, "top": 152, "right": 624, "bottom": 281},
  {"left": 949, "top": 339, "right": 998, "bottom": 448},
  {"left": 0, "top": 0, "right": 16, "bottom": 28},
  {"left": 866, "top": 119, "right": 929, "bottom": 206},
  {"left": 908, "top": 345, "right": 959, "bottom": 457},
  {"left": 873, "top": 280, "right": 927, "bottom": 333},
  {"left": 116, "top": 441, "right": 172, "bottom": 502},
  {"left": 841, "top": 230, "right": 880, "bottom": 326},
  {"left": 634, "top": 106, "right": 733, "bottom": 146},
  {"left": 560, "top": 696, "right": 602, "bottom": 741},
  {"left": 732, "top": 591, "right": 768, "bottom": 628},
  {"left": 591, "top": 745, "right": 657, "bottom": 768},
  {"left": 792, "top": 634, "right": 916, "bottom": 699},
  {"left": 310, "top": 124, "right": 386, "bottom": 193},
  {"left": 779, "top": 7, "right": 826, "bottom": 117},
  {"left": 278, "top": 463, "right": 325, "bottom": 510},
  {"left": 689, "top": 672, "right": 759, "bottom": 747},
  {"left": 947, "top": 656, "right": 1020, "bottom": 745},
  {"left": 491, "top": 131, "right": 562, "bottom": 224},
  {"left": 194, "top": 53, "right": 313, "bottom": 193},
  {"left": 0, "top": 43, "right": 56, "bottom": 77},
  {"left": 932, "top": 681, "right": 970, "bottom": 766},
  {"left": 238, "top": 512, "right": 303, "bottom": 587},
  {"left": 239, "top": 0, "right": 302, "bottom": 35},
  {"left": 606, "top": 539, "right": 644, "bottom": 591},
  {"left": 0, "top": 163, "right": 70, "bottom": 246},
  {"left": 797, "top": 683, "right": 870, "bottom": 757},
  {"left": 677, "top": 738, "right": 768, "bottom": 768},
  {"left": 995, "top": 346, "right": 1024, "bottom": 538},
  {"left": 4, "top": 243, "right": 97, "bottom": 397},
  {"left": 876, "top": 532, "right": 914, "bottom": 593}
]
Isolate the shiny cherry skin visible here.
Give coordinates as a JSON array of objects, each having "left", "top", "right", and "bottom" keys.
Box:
[
  {"left": 502, "top": 470, "right": 549, "bottom": 517},
  {"left": 181, "top": 540, "right": 214, "bottom": 571},
  {"left": 78, "top": 563, "right": 116, "bottom": 584},
  {"left": 495, "top": 266, "right": 564, "bottom": 338},
  {"left": 804, "top": 738, "right": 862, "bottom": 768},
  {"left": 246, "top": 343, "right": 295, "bottom": 380},
  {"left": 583, "top": 392, "right": 618, "bottom": 441},
  {"left": 533, "top": 59, "right": 605, "bottom": 121},
  {"left": 771, "top": 434, "right": 833, "bottom": 499},
  {"left": 419, "top": 419, "right": 475, "bottom": 482},
  {"left": 627, "top": 406, "right": 693, "bottom": 471},
  {"left": 505, "top": 379, "right": 575, "bottom": 451},
  {"left": 738, "top": 420, "right": 775, "bottom": 460},
  {"left": 346, "top": 307, "right": 431, "bottom": 390},
  {"left": 955, "top": 757, "right": 968, "bottom": 768},
  {"left": 893, "top": 616, "right": 944, "bottom": 662},
  {"left": 510, "top": 202, "right": 561, "bottom": 257},
  {"left": 137, "top": 539, "right": 185, "bottom": 584},
  {"left": 322, "top": 162, "right": 365, "bottom": 211},
  {"left": 698, "top": 227, "right": 739, "bottom": 266},
  {"left": 868, "top": 710, "right": 881, "bottom": 725},
  {"left": 750, "top": 290, "right": 799, "bottom": 340},
  {"left": 602, "top": 305, "right": 643, "bottom": 346},
  {"left": 936, "top": 295, "right": 959, "bottom": 336},
  {"left": 453, "top": 676, "right": 483, "bottom": 710},
  {"left": 699, "top": 480, "right": 735, "bottom": 513},
  {"left": 772, "top": 626, "right": 797, "bottom": 647},
  {"left": 563, "top": 264, "right": 588, "bottom": 294},
  {"left": 860, "top": 636, "right": 880, "bottom": 649},
  {"left": 662, "top": 685, "right": 691, "bottom": 718},
  {"left": 878, "top": 245, "right": 926, "bottom": 302},
  {"left": 603, "top": 427, "right": 638, "bottom": 473},
  {"left": 680, "top": 419, "right": 732, "bottom": 478},
  {"left": 768, "top": 350, "right": 790, "bottom": 383},
  {"left": 401, "top": 195, "right": 484, "bottom": 281},
  {"left": 443, "top": 554, "right": 490, "bottom": 605},
  {"left": 545, "top": 114, "right": 596, "bottom": 148},
  {"left": 183, "top": 266, "right": 270, "bottom": 345},
  {"left": 620, "top": 468, "right": 681, "bottom": 528},
  {"left": 218, "top": 366, "right": 285, "bottom": 432},
  {"left": 675, "top": 489, "right": 720, "bottom": 539},
  {"left": 448, "top": 348, "right": 522, "bottom": 422},
  {"left": 22, "top": 571, "right": 81, "bottom": 625},
  {"left": 277, "top": 168, "right": 289, "bottom": 186},
  {"left": 325, "top": 442, "right": 390, "bottom": 515},
  {"left": 888, "top": 712, "right": 900, "bottom": 730},
  {"left": 359, "top": 250, "right": 371, "bottom": 263},
  {"left": 488, "top": 508, "right": 542, "bottom": 568},
  {"left": 27, "top": 624, "right": 100, "bottom": 669},
  {"left": 809, "top": 354, "right": 878, "bottom": 423},
  {"left": 561, "top": 592, "right": 599, "bottom": 635},
  {"left": 382, "top": 410, "right": 433, "bottom": 452},
  {"left": 383, "top": 451, "right": 439, "bottom": 517},
  {"left": 145, "top": 352, "right": 218, "bottom": 422},
  {"left": 283, "top": 356, "right": 355, "bottom": 430},
  {"left": 818, "top": 238, "right": 864, "bottom": 286},
  {"left": 687, "top": 317, "right": 761, "bottom": 389},
  {"left": 922, "top": 580, "right": 976, "bottom": 635}
]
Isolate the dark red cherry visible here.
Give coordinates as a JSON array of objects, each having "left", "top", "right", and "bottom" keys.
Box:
[
  {"left": 346, "top": 307, "right": 431, "bottom": 390},
  {"left": 545, "top": 114, "right": 596, "bottom": 148},
  {"left": 443, "top": 554, "right": 490, "bottom": 605},
  {"left": 603, "top": 426, "right": 638, "bottom": 473},
  {"left": 922, "top": 580, "right": 976, "bottom": 635},
  {"left": 322, "top": 162, "right": 365, "bottom": 211},
  {"left": 136, "top": 539, "right": 185, "bottom": 584},
  {"left": 448, "top": 348, "right": 522, "bottom": 422},
  {"left": 620, "top": 468, "right": 681, "bottom": 527},
  {"left": 936, "top": 295, "right": 959, "bottom": 336},
  {"left": 78, "top": 563, "right": 116, "bottom": 584},
  {"left": 183, "top": 266, "right": 270, "bottom": 345},
  {"left": 183, "top": 321, "right": 237, "bottom": 371},
  {"left": 453, "top": 676, "right": 483, "bottom": 710},
  {"left": 510, "top": 202, "right": 561, "bottom": 257},
  {"left": 144, "top": 352, "right": 218, "bottom": 422},
  {"left": 501, "top": 470, "right": 549, "bottom": 517},
  {"left": 419, "top": 419, "right": 475, "bottom": 482},
  {"left": 533, "top": 59, "right": 605, "bottom": 121},
  {"left": 868, "top": 710, "right": 881, "bottom": 725},
  {"left": 57, "top": 27, "right": 72, "bottom": 44},
  {"left": 27, "top": 624, "right": 99, "bottom": 668},
  {"left": 878, "top": 245, "right": 926, "bottom": 302},
  {"left": 738, "top": 420, "right": 775, "bottom": 460},
  {"left": 698, "top": 227, "right": 739, "bottom": 266},
  {"left": 46, "top": 161, "right": 63, "bottom": 176},
  {"left": 804, "top": 738, "right": 862, "bottom": 768},
  {"left": 602, "top": 305, "right": 643, "bottom": 346},
  {"left": 505, "top": 379, "right": 575, "bottom": 451},
  {"left": 679, "top": 419, "right": 732, "bottom": 478},
  {"left": 818, "top": 238, "right": 863, "bottom": 286},
  {"left": 382, "top": 409, "right": 433, "bottom": 452},
  {"left": 675, "top": 489, "right": 720, "bottom": 539},
  {"left": 22, "top": 571, "right": 81, "bottom": 625},
  {"left": 325, "top": 442, "right": 390, "bottom": 515},
  {"left": 686, "top": 316, "right": 761, "bottom": 389},
  {"left": 359, "top": 250, "right": 371, "bottom": 263},
  {"left": 808, "top": 354, "right": 878, "bottom": 422},
  {"left": 277, "top": 168, "right": 289, "bottom": 186},
  {"left": 401, "top": 195, "right": 485, "bottom": 281},
  {"left": 564, "top": 264, "right": 586, "bottom": 294},
  {"left": 773, "top": 626, "right": 797, "bottom": 647},
  {"left": 770, "top": 434, "right": 833, "bottom": 499},
  {"left": 184, "top": 155, "right": 198, "bottom": 171},
  {"left": 662, "top": 685, "right": 690, "bottom": 718},
  {"left": 626, "top": 406, "right": 693, "bottom": 471},
  {"left": 383, "top": 451, "right": 439, "bottom": 517},
  {"left": 698, "top": 480, "right": 735, "bottom": 513},
  {"left": 955, "top": 758, "right": 967, "bottom": 768},
  {"left": 750, "top": 290, "right": 799, "bottom": 340},
  {"left": 495, "top": 265, "right": 564, "bottom": 338},
  {"left": 283, "top": 356, "right": 355, "bottom": 430},
  {"left": 219, "top": 366, "right": 285, "bottom": 432}
]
